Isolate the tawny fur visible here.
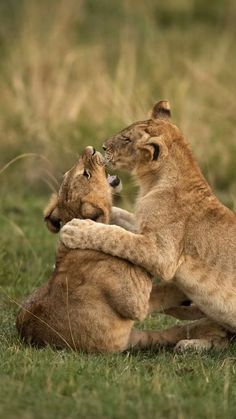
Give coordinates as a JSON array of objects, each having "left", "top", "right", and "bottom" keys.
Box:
[
  {"left": 17, "top": 146, "right": 210, "bottom": 352},
  {"left": 60, "top": 101, "right": 236, "bottom": 342}
]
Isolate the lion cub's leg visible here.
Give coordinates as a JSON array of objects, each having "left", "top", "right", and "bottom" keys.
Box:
[
  {"left": 110, "top": 207, "right": 137, "bottom": 233},
  {"left": 60, "top": 222, "right": 172, "bottom": 278},
  {"left": 163, "top": 306, "right": 205, "bottom": 320},
  {"left": 174, "top": 338, "right": 229, "bottom": 353},
  {"left": 125, "top": 319, "right": 228, "bottom": 351},
  {"left": 148, "top": 283, "right": 205, "bottom": 321},
  {"left": 126, "top": 325, "right": 190, "bottom": 350},
  {"left": 149, "top": 283, "right": 190, "bottom": 313},
  {"left": 174, "top": 319, "right": 229, "bottom": 352}
]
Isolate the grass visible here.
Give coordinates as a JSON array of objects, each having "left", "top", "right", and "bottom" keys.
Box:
[{"left": 1, "top": 1, "right": 236, "bottom": 418}]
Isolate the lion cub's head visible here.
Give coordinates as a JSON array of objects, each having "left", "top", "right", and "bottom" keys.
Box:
[
  {"left": 103, "top": 101, "right": 182, "bottom": 176},
  {"left": 44, "top": 146, "right": 121, "bottom": 233}
]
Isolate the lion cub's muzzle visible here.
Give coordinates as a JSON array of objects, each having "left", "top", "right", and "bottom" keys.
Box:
[
  {"left": 84, "top": 146, "right": 96, "bottom": 156},
  {"left": 83, "top": 146, "right": 105, "bottom": 166},
  {"left": 103, "top": 149, "right": 115, "bottom": 167}
]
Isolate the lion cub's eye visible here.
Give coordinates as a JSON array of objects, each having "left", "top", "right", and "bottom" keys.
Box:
[
  {"left": 122, "top": 137, "right": 131, "bottom": 143},
  {"left": 83, "top": 169, "right": 91, "bottom": 179}
]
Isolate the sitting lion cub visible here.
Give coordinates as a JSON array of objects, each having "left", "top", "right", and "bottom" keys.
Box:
[
  {"left": 60, "top": 103, "right": 236, "bottom": 351},
  {"left": 17, "top": 146, "right": 205, "bottom": 352}
]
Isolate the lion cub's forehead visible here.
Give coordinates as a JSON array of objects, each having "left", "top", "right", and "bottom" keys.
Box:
[
  {"left": 59, "top": 169, "right": 83, "bottom": 196},
  {"left": 121, "top": 120, "right": 149, "bottom": 135},
  {"left": 120, "top": 119, "right": 167, "bottom": 138}
]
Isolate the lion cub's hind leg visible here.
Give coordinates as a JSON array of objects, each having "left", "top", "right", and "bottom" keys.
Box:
[
  {"left": 174, "top": 338, "right": 229, "bottom": 353},
  {"left": 125, "top": 319, "right": 229, "bottom": 352},
  {"left": 148, "top": 283, "right": 189, "bottom": 313},
  {"left": 163, "top": 305, "right": 205, "bottom": 321},
  {"left": 148, "top": 283, "right": 205, "bottom": 320},
  {"left": 126, "top": 325, "right": 192, "bottom": 351},
  {"left": 174, "top": 319, "right": 229, "bottom": 353}
]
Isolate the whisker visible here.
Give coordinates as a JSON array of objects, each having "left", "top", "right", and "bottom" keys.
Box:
[{"left": 0, "top": 286, "right": 74, "bottom": 351}]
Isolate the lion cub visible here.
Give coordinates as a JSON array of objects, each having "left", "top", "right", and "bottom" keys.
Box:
[
  {"left": 17, "top": 146, "right": 199, "bottom": 352},
  {"left": 60, "top": 103, "right": 235, "bottom": 350}
]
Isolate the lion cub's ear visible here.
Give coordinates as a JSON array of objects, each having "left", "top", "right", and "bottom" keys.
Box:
[
  {"left": 43, "top": 193, "right": 61, "bottom": 233},
  {"left": 151, "top": 100, "right": 171, "bottom": 120},
  {"left": 138, "top": 136, "right": 168, "bottom": 162}
]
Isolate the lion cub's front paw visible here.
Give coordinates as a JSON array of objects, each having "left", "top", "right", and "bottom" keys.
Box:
[{"left": 60, "top": 219, "right": 95, "bottom": 249}]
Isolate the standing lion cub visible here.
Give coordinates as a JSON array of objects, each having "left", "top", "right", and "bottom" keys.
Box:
[
  {"left": 17, "top": 146, "right": 209, "bottom": 352},
  {"left": 60, "top": 102, "right": 236, "bottom": 350}
]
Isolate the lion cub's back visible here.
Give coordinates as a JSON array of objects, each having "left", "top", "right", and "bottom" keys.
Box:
[
  {"left": 16, "top": 248, "right": 152, "bottom": 352},
  {"left": 63, "top": 248, "right": 152, "bottom": 304},
  {"left": 64, "top": 248, "right": 152, "bottom": 351}
]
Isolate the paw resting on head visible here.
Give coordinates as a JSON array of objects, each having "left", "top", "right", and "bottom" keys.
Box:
[{"left": 60, "top": 218, "right": 96, "bottom": 249}]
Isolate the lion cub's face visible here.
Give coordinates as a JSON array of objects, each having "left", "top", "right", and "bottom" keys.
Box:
[
  {"left": 44, "top": 146, "right": 120, "bottom": 233},
  {"left": 103, "top": 101, "right": 180, "bottom": 174}
]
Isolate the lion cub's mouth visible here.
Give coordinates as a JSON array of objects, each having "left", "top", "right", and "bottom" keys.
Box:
[
  {"left": 107, "top": 174, "right": 122, "bottom": 193},
  {"left": 104, "top": 153, "right": 115, "bottom": 167}
]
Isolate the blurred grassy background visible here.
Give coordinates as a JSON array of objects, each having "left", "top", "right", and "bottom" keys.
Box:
[
  {"left": 0, "top": 0, "right": 236, "bottom": 207},
  {"left": 1, "top": 2, "right": 236, "bottom": 418}
]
